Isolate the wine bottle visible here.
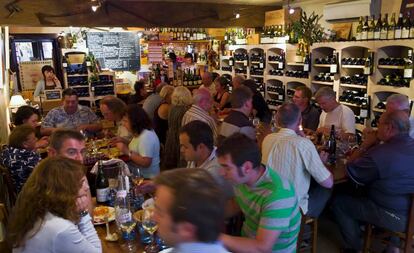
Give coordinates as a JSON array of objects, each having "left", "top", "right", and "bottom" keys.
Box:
[
  {"left": 361, "top": 16, "right": 369, "bottom": 40},
  {"left": 96, "top": 160, "right": 109, "bottom": 205},
  {"left": 360, "top": 94, "right": 369, "bottom": 118},
  {"left": 327, "top": 125, "right": 337, "bottom": 164},
  {"left": 395, "top": 13, "right": 403, "bottom": 39},
  {"left": 410, "top": 13, "right": 414, "bottom": 38},
  {"left": 374, "top": 14, "right": 382, "bottom": 40},
  {"left": 356, "top": 16, "right": 363, "bottom": 40},
  {"left": 380, "top": 14, "right": 389, "bottom": 40},
  {"left": 303, "top": 52, "right": 310, "bottom": 72},
  {"left": 368, "top": 15, "right": 375, "bottom": 40},
  {"left": 402, "top": 12, "right": 411, "bottom": 39},
  {"left": 388, "top": 13, "right": 396, "bottom": 40},
  {"left": 404, "top": 49, "right": 413, "bottom": 79}
]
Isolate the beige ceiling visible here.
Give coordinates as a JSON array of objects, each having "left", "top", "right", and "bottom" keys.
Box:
[{"left": 0, "top": 0, "right": 284, "bottom": 27}]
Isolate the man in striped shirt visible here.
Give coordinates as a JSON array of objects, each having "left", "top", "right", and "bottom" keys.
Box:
[
  {"left": 217, "top": 133, "right": 301, "bottom": 253},
  {"left": 182, "top": 88, "right": 218, "bottom": 140}
]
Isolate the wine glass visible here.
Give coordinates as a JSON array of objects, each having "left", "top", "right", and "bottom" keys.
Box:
[
  {"left": 252, "top": 117, "right": 260, "bottom": 128},
  {"left": 142, "top": 205, "right": 159, "bottom": 253},
  {"left": 130, "top": 167, "right": 145, "bottom": 211}
]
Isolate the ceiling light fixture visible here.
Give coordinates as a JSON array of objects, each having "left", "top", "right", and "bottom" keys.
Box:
[
  {"left": 288, "top": 0, "right": 295, "bottom": 15},
  {"left": 235, "top": 12, "right": 240, "bottom": 19},
  {"left": 91, "top": 0, "right": 101, "bottom": 12}
]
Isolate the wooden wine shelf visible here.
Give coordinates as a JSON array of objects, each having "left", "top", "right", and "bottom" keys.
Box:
[
  {"left": 265, "top": 75, "right": 284, "bottom": 80},
  {"left": 377, "top": 65, "right": 405, "bottom": 70},
  {"left": 311, "top": 80, "right": 334, "bottom": 86},
  {"left": 250, "top": 75, "right": 264, "bottom": 78},
  {"left": 67, "top": 74, "right": 89, "bottom": 77},
  {"left": 267, "top": 91, "right": 282, "bottom": 95},
  {"left": 340, "top": 101, "right": 362, "bottom": 108},
  {"left": 313, "top": 64, "right": 334, "bottom": 68},
  {"left": 340, "top": 83, "right": 367, "bottom": 89},
  {"left": 373, "top": 108, "right": 385, "bottom": 113},
  {"left": 146, "top": 40, "right": 210, "bottom": 44},
  {"left": 251, "top": 61, "right": 262, "bottom": 64},
  {"left": 287, "top": 62, "right": 305, "bottom": 66},
  {"left": 341, "top": 65, "right": 365, "bottom": 69},
  {"left": 268, "top": 61, "right": 284, "bottom": 64}
]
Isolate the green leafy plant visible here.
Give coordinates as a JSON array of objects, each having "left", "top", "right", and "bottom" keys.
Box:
[{"left": 289, "top": 11, "right": 324, "bottom": 45}]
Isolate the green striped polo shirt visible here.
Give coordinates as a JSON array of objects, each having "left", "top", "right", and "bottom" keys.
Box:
[{"left": 235, "top": 167, "right": 301, "bottom": 253}]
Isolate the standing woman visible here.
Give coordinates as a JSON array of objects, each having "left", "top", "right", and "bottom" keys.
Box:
[
  {"left": 163, "top": 86, "right": 193, "bottom": 170},
  {"left": 33, "top": 65, "right": 62, "bottom": 98},
  {"left": 153, "top": 85, "right": 174, "bottom": 145},
  {"left": 117, "top": 105, "right": 160, "bottom": 179},
  {"left": 8, "top": 157, "right": 101, "bottom": 253}
]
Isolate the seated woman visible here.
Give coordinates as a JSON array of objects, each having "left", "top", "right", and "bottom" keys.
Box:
[
  {"left": 8, "top": 157, "right": 101, "bottom": 253},
  {"left": 116, "top": 105, "right": 160, "bottom": 179},
  {"left": 14, "top": 105, "right": 49, "bottom": 149},
  {"left": 213, "top": 76, "right": 231, "bottom": 111},
  {"left": 153, "top": 85, "right": 174, "bottom": 145},
  {"left": 128, "top": 80, "right": 147, "bottom": 105},
  {"left": 1, "top": 125, "right": 41, "bottom": 193},
  {"left": 33, "top": 65, "right": 62, "bottom": 98}
]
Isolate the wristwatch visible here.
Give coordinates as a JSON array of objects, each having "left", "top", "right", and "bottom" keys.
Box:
[{"left": 80, "top": 210, "right": 89, "bottom": 217}]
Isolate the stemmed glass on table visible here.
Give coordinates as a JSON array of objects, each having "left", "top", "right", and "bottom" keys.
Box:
[{"left": 142, "top": 203, "right": 159, "bottom": 253}]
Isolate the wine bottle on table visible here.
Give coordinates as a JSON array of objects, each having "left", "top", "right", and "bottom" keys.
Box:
[
  {"left": 326, "top": 125, "right": 337, "bottom": 165},
  {"left": 96, "top": 160, "right": 109, "bottom": 205}
]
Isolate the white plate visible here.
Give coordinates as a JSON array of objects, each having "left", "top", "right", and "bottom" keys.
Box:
[
  {"left": 159, "top": 248, "right": 173, "bottom": 253},
  {"left": 142, "top": 198, "right": 154, "bottom": 209},
  {"left": 92, "top": 206, "right": 115, "bottom": 225}
]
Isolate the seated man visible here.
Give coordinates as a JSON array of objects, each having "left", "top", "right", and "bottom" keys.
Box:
[
  {"left": 48, "top": 129, "right": 87, "bottom": 163},
  {"left": 182, "top": 88, "right": 218, "bottom": 140},
  {"left": 217, "top": 133, "right": 301, "bottom": 253},
  {"left": 180, "top": 120, "right": 233, "bottom": 198},
  {"left": 219, "top": 86, "right": 255, "bottom": 143},
  {"left": 315, "top": 87, "right": 355, "bottom": 136},
  {"left": 333, "top": 111, "right": 414, "bottom": 252},
  {"left": 293, "top": 86, "right": 321, "bottom": 132},
  {"left": 41, "top": 88, "right": 102, "bottom": 136},
  {"left": 262, "top": 103, "right": 333, "bottom": 217},
  {"left": 154, "top": 168, "right": 230, "bottom": 253},
  {"left": 199, "top": 72, "right": 216, "bottom": 96},
  {"left": 385, "top": 93, "right": 414, "bottom": 138}
]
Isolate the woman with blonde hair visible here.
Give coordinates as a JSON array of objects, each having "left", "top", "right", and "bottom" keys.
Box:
[
  {"left": 163, "top": 86, "right": 193, "bottom": 169},
  {"left": 8, "top": 157, "right": 101, "bottom": 253},
  {"left": 153, "top": 85, "right": 175, "bottom": 145}
]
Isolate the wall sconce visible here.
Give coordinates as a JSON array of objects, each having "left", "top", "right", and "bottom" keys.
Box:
[
  {"left": 9, "top": 94, "right": 27, "bottom": 113},
  {"left": 91, "top": 0, "right": 102, "bottom": 12},
  {"left": 288, "top": 0, "right": 295, "bottom": 15}
]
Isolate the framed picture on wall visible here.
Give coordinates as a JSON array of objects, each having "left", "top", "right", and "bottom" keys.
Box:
[{"left": 18, "top": 60, "right": 53, "bottom": 91}]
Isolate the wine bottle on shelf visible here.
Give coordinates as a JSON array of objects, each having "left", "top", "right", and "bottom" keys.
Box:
[
  {"left": 380, "top": 13, "right": 389, "bottom": 40},
  {"left": 327, "top": 125, "right": 337, "bottom": 165},
  {"left": 402, "top": 12, "right": 411, "bottom": 39},
  {"left": 368, "top": 15, "right": 375, "bottom": 40},
  {"left": 295, "top": 44, "right": 304, "bottom": 63},
  {"left": 62, "top": 56, "right": 68, "bottom": 68},
  {"left": 360, "top": 94, "right": 369, "bottom": 118},
  {"left": 410, "top": 13, "right": 414, "bottom": 39},
  {"left": 303, "top": 52, "right": 310, "bottom": 72},
  {"left": 96, "top": 160, "right": 109, "bottom": 205},
  {"left": 404, "top": 49, "right": 413, "bottom": 79},
  {"left": 356, "top": 16, "right": 363, "bottom": 40},
  {"left": 388, "top": 13, "right": 396, "bottom": 40},
  {"left": 374, "top": 14, "right": 382, "bottom": 40},
  {"left": 363, "top": 51, "right": 374, "bottom": 75},
  {"left": 395, "top": 13, "right": 403, "bottom": 39},
  {"left": 361, "top": 16, "right": 369, "bottom": 40}
]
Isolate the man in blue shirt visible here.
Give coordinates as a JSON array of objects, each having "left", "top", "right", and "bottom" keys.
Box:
[{"left": 332, "top": 110, "right": 414, "bottom": 253}]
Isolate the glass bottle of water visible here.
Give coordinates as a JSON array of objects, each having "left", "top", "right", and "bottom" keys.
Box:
[{"left": 115, "top": 168, "right": 136, "bottom": 252}]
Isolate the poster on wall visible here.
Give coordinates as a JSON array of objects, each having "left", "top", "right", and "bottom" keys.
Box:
[{"left": 18, "top": 60, "right": 53, "bottom": 91}]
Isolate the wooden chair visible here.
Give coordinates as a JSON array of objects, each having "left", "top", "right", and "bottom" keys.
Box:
[
  {"left": 363, "top": 194, "right": 414, "bottom": 253},
  {"left": 0, "top": 203, "right": 11, "bottom": 253},
  {"left": 296, "top": 214, "right": 318, "bottom": 253},
  {"left": 0, "top": 164, "right": 16, "bottom": 213}
]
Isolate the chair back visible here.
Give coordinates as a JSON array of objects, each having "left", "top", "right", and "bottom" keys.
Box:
[
  {"left": 0, "top": 203, "right": 11, "bottom": 253},
  {"left": 0, "top": 164, "right": 16, "bottom": 213},
  {"left": 404, "top": 194, "right": 414, "bottom": 252}
]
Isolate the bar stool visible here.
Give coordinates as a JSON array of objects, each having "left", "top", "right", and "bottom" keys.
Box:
[
  {"left": 296, "top": 214, "right": 318, "bottom": 253},
  {"left": 363, "top": 194, "right": 414, "bottom": 253}
]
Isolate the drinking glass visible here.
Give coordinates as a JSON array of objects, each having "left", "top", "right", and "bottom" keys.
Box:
[
  {"left": 142, "top": 205, "right": 159, "bottom": 253},
  {"left": 130, "top": 167, "right": 145, "bottom": 211},
  {"left": 252, "top": 117, "right": 260, "bottom": 128}
]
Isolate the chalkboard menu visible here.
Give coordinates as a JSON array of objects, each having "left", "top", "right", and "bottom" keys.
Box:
[{"left": 86, "top": 32, "right": 140, "bottom": 71}]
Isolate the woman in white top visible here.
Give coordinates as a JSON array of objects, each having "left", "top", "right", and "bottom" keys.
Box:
[
  {"left": 8, "top": 157, "right": 102, "bottom": 253},
  {"left": 116, "top": 104, "right": 160, "bottom": 179},
  {"left": 33, "top": 65, "right": 62, "bottom": 98}
]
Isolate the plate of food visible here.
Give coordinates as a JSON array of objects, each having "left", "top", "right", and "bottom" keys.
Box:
[{"left": 92, "top": 206, "right": 116, "bottom": 225}]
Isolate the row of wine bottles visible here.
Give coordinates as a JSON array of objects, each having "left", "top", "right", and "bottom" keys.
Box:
[
  {"left": 378, "top": 74, "right": 411, "bottom": 87},
  {"left": 148, "top": 27, "right": 209, "bottom": 41},
  {"left": 355, "top": 12, "right": 414, "bottom": 41},
  {"left": 340, "top": 75, "right": 368, "bottom": 85},
  {"left": 339, "top": 90, "right": 369, "bottom": 106},
  {"left": 182, "top": 69, "right": 203, "bottom": 86},
  {"left": 314, "top": 72, "right": 335, "bottom": 82}
]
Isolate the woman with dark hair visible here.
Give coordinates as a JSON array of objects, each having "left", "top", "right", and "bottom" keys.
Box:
[
  {"left": 242, "top": 79, "right": 272, "bottom": 124},
  {"left": 116, "top": 104, "right": 160, "bottom": 178},
  {"left": 153, "top": 85, "right": 174, "bottom": 145},
  {"left": 128, "top": 80, "right": 147, "bottom": 104},
  {"left": 213, "top": 76, "right": 231, "bottom": 111},
  {"left": 33, "top": 65, "right": 62, "bottom": 97},
  {"left": 1, "top": 125, "right": 41, "bottom": 193},
  {"left": 8, "top": 157, "right": 101, "bottom": 252},
  {"left": 14, "top": 105, "right": 49, "bottom": 148}
]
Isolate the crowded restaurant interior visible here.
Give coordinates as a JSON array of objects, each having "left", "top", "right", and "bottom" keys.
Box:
[{"left": 1, "top": 0, "right": 414, "bottom": 252}]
